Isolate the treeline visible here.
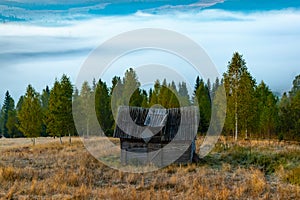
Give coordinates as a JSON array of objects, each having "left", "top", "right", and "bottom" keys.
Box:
[
  {"left": 0, "top": 75, "right": 75, "bottom": 145},
  {"left": 223, "top": 53, "right": 300, "bottom": 141},
  {"left": 0, "top": 52, "right": 299, "bottom": 143}
]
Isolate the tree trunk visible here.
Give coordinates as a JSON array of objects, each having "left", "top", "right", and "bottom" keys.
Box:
[
  {"left": 69, "top": 131, "right": 71, "bottom": 144},
  {"left": 268, "top": 127, "right": 271, "bottom": 145},
  {"left": 60, "top": 136, "right": 63, "bottom": 144},
  {"left": 249, "top": 131, "right": 252, "bottom": 155},
  {"left": 235, "top": 100, "right": 238, "bottom": 141},
  {"left": 86, "top": 119, "right": 89, "bottom": 138}
]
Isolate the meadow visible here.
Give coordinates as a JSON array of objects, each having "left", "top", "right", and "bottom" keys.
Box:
[{"left": 0, "top": 137, "right": 299, "bottom": 199}]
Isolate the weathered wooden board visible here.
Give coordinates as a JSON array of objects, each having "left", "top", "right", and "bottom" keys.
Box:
[{"left": 120, "top": 139, "right": 193, "bottom": 165}]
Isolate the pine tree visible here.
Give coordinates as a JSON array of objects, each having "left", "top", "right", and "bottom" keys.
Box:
[
  {"left": 260, "top": 93, "right": 278, "bottom": 141},
  {"left": 18, "top": 85, "right": 42, "bottom": 145},
  {"left": 211, "top": 77, "right": 220, "bottom": 100},
  {"left": 111, "top": 76, "right": 122, "bottom": 95},
  {"left": 6, "top": 109, "right": 19, "bottom": 138},
  {"left": 111, "top": 76, "right": 123, "bottom": 116},
  {"left": 60, "top": 75, "right": 75, "bottom": 143},
  {"left": 289, "top": 75, "right": 300, "bottom": 140},
  {"left": 1, "top": 91, "right": 15, "bottom": 138},
  {"left": 289, "top": 74, "right": 300, "bottom": 97},
  {"left": 129, "top": 88, "right": 145, "bottom": 107},
  {"left": 158, "top": 79, "right": 169, "bottom": 107},
  {"left": 207, "top": 79, "right": 212, "bottom": 97},
  {"left": 255, "top": 81, "right": 276, "bottom": 138},
  {"left": 194, "top": 76, "right": 201, "bottom": 96},
  {"left": 16, "top": 96, "right": 24, "bottom": 112},
  {"left": 178, "top": 82, "right": 190, "bottom": 107},
  {"left": 80, "top": 81, "right": 93, "bottom": 138},
  {"left": 168, "top": 91, "right": 180, "bottom": 108},
  {"left": 41, "top": 86, "right": 50, "bottom": 137},
  {"left": 15, "top": 96, "right": 25, "bottom": 138},
  {"left": 41, "top": 86, "right": 50, "bottom": 111},
  {"left": 72, "top": 87, "right": 84, "bottom": 136},
  {"left": 141, "top": 90, "right": 149, "bottom": 108},
  {"left": 290, "top": 90, "right": 300, "bottom": 140},
  {"left": 149, "top": 80, "right": 160, "bottom": 106},
  {"left": 46, "top": 75, "right": 75, "bottom": 143},
  {"left": 238, "top": 71, "right": 256, "bottom": 138},
  {"left": 122, "top": 68, "right": 141, "bottom": 106},
  {"left": 168, "top": 81, "right": 179, "bottom": 108},
  {"left": 95, "top": 79, "right": 114, "bottom": 136},
  {"left": 279, "top": 92, "right": 292, "bottom": 140},
  {"left": 210, "top": 82, "right": 227, "bottom": 136},
  {"left": 194, "top": 78, "right": 211, "bottom": 134},
  {"left": 46, "top": 80, "right": 62, "bottom": 140},
  {"left": 148, "top": 88, "right": 153, "bottom": 105}
]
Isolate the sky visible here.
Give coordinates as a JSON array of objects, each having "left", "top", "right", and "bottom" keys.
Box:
[{"left": 0, "top": 0, "right": 300, "bottom": 104}]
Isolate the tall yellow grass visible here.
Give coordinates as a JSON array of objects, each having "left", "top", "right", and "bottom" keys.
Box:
[{"left": 0, "top": 137, "right": 299, "bottom": 199}]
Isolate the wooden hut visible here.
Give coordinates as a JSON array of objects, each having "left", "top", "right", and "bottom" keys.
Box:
[{"left": 113, "top": 106, "right": 199, "bottom": 166}]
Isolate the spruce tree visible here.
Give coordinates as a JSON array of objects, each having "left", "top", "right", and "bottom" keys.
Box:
[
  {"left": 122, "top": 68, "right": 141, "bottom": 106},
  {"left": 149, "top": 80, "right": 160, "bottom": 106},
  {"left": 60, "top": 75, "right": 75, "bottom": 143},
  {"left": 178, "top": 81, "right": 190, "bottom": 107},
  {"left": 80, "top": 81, "right": 93, "bottom": 138},
  {"left": 255, "top": 81, "right": 268, "bottom": 138},
  {"left": 194, "top": 78, "right": 211, "bottom": 134},
  {"left": 141, "top": 89, "right": 149, "bottom": 108},
  {"left": 159, "top": 79, "right": 169, "bottom": 107},
  {"left": 289, "top": 74, "right": 300, "bottom": 97},
  {"left": 46, "top": 80, "right": 62, "bottom": 140},
  {"left": 6, "top": 109, "right": 18, "bottom": 138},
  {"left": 211, "top": 77, "right": 220, "bottom": 100},
  {"left": 1, "top": 91, "right": 15, "bottom": 138},
  {"left": 46, "top": 75, "right": 75, "bottom": 143},
  {"left": 95, "top": 79, "right": 114, "bottom": 136},
  {"left": 16, "top": 96, "right": 24, "bottom": 112},
  {"left": 168, "top": 81, "right": 179, "bottom": 108},
  {"left": 279, "top": 92, "right": 292, "bottom": 140},
  {"left": 41, "top": 86, "right": 50, "bottom": 137},
  {"left": 18, "top": 85, "right": 42, "bottom": 145},
  {"left": 260, "top": 93, "right": 278, "bottom": 141},
  {"left": 290, "top": 84, "right": 300, "bottom": 140},
  {"left": 238, "top": 71, "right": 256, "bottom": 138},
  {"left": 288, "top": 74, "right": 300, "bottom": 139},
  {"left": 110, "top": 76, "right": 123, "bottom": 116}
]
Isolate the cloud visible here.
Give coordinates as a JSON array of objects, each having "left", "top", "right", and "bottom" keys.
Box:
[
  {"left": 0, "top": 0, "right": 223, "bottom": 24},
  {"left": 0, "top": 8, "right": 300, "bottom": 103}
]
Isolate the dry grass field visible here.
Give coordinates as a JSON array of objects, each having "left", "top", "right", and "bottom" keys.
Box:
[{"left": 0, "top": 137, "right": 300, "bottom": 199}]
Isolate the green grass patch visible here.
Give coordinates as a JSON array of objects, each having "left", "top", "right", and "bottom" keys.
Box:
[
  {"left": 285, "top": 167, "right": 300, "bottom": 185},
  {"left": 207, "top": 145, "right": 300, "bottom": 181}
]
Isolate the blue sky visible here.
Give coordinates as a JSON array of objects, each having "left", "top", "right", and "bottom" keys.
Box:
[{"left": 0, "top": 0, "right": 300, "bottom": 103}]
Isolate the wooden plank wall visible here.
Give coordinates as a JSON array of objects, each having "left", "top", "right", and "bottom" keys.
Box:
[{"left": 120, "top": 139, "right": 192, "bottom": 166}]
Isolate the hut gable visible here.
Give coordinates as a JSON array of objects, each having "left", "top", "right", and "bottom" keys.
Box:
[{"left": 113, "top": 106, "right": 199, "bottom": 165}]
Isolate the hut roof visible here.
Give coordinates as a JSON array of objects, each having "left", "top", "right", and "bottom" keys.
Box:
[
  {"left": 144, "top": 107, "right": 168, "bottom": 127},
  {"left": 113, "top": 106, "right": 199, "bottom": 141}
]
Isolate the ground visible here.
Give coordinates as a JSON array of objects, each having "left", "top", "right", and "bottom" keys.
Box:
[{"left": 0, "top": 137, "right": 299, "bottom": 199}]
